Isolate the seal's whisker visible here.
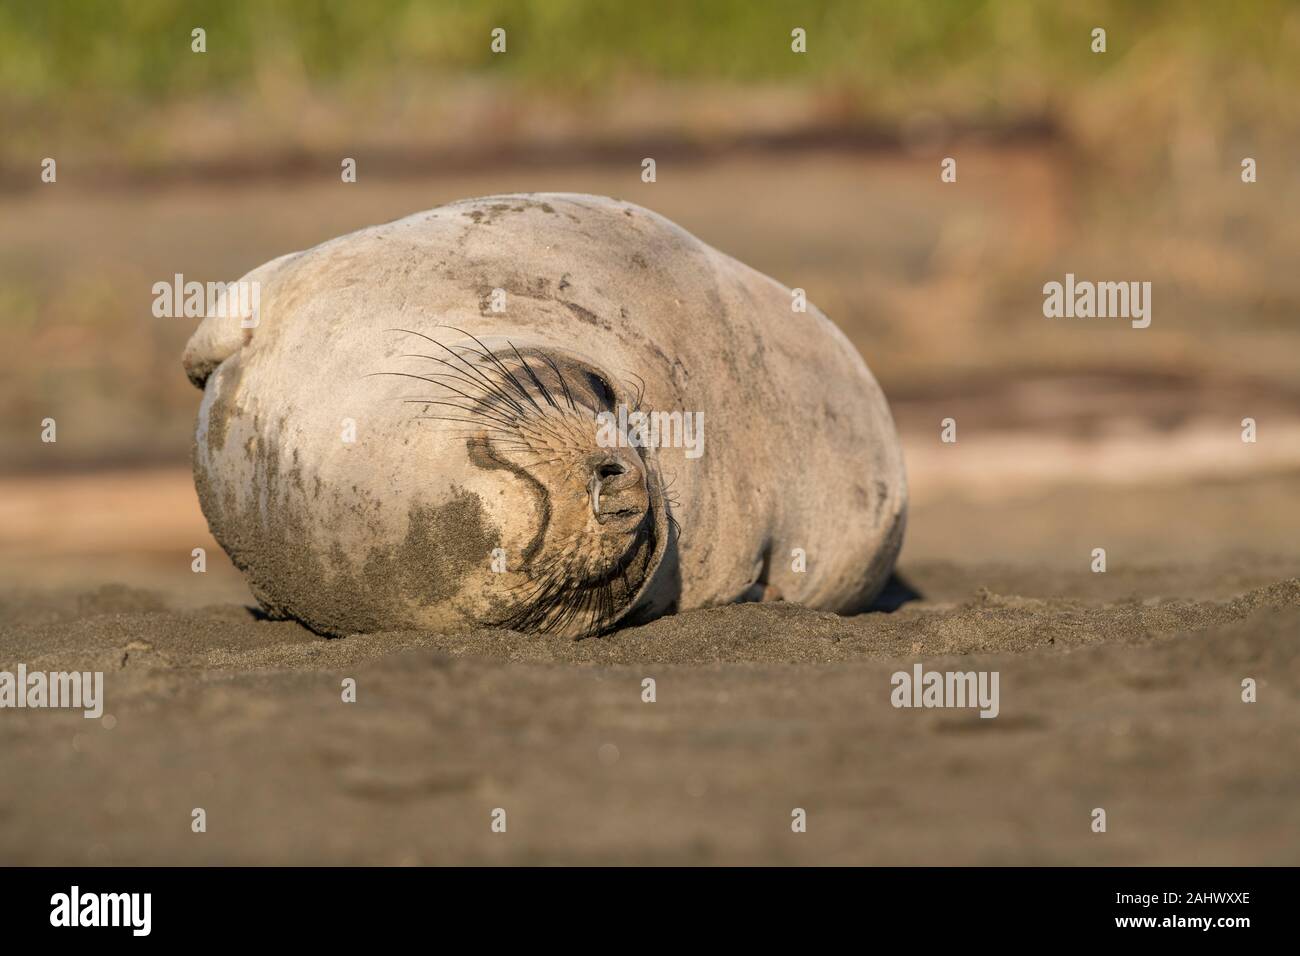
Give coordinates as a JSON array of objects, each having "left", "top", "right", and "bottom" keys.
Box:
[
  {"left": 403, "top": 399, "right": 521, "bottom": 432},
  {"left": 474, "top": 360, "right": 554, "bottom": 423},
  {"left": 496, "top": 505, "right": 660, "bottom": 636},
  {"left": 413, "top": 418, "right": 537, "bottom": 444},
  {"left": 537, "top": 352, "right": 578, "bottom": 411},
  {"left": 507, "top": 342, "right": 562, "bottom": 412},
  {"left": 384, "top": 327, "right": 441, "bottom": 345},
  {"left": 573, "top": 585, "right": 596, "bottom": 635},
  {"left": 375, "top": 371, "right": 525, "bottom": 426},
  {"left": 444, "top": 326, "right": 546, "bottom": 414},
  {"left": 410, "top": 353, "right": 522, "bottom": 408},
  {"left": 489, "top": 414, "right": 574, "bottom": 455},
  {"left": 622, "top": 369, "right": 647, "bottom": 411},
  {"left": 415, "top": 415, "right": 504, "bottom": 428},
  {"left": 478, "top": 382, "right": 594, "bottom": 452},
  {"left": 372, "top": 370, "right": 492, "bottom": 404},
  {"left": 395, "top": 357, "right": 515, "bottom": 407},
  {"left": 503, "top": 566, "right": 584, "bottom": 633},
  {"left": 408, "top": 333, "right": 532, "bottom": 417},
  {"left": 426, "top": 344, "right": 531, "bottom": 416}
]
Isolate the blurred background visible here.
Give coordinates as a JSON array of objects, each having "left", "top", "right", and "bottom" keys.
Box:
[{"left": 3, "top": 0, "right": 1299, "bottom": 605}]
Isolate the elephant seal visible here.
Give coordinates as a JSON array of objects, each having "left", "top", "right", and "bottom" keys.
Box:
[{"left": 183, "top": 193, "right": 906, "bottom": 638}]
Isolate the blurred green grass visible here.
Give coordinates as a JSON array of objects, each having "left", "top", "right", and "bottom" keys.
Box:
[
  {"left": 4, "top": 0, "right": 1296, "bottom": 179},
  {"left": 2, "top": 0, "right": 1295, "bottom": 108}
]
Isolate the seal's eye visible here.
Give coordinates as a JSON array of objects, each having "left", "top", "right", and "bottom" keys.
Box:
[{"left": 596, "top": 462, "right": 626, "bottom": 480}]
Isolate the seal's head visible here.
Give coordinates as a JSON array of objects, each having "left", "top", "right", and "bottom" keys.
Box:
[{"left": 385, "top": 329, "right": 671, "bottom": 638}]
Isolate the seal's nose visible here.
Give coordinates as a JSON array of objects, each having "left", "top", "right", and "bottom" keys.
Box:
[{"left": 589, "top": 451, "right": 645, "bottom": 522}]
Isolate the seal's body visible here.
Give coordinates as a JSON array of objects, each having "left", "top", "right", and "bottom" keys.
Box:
[{"left": 183, "top": 194, "right": 906, "bottom": 638}]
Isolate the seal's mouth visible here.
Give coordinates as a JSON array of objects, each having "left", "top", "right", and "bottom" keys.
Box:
[
  {"left": 379, "top": 328, "right": 670, "bottom": 637},
  {"left": 492, "top": 407, "right": 667, "bottom": 637},
  {"left": 489, "top": 464, "right": 664, "bottom": 638}
]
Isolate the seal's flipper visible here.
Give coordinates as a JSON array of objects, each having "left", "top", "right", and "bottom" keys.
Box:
[{"left": 182, "top": 251, "right": 301, "bottom": 388}]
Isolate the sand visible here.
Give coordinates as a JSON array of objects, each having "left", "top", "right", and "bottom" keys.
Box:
[{"left": 2, "top": 559, "right": 1297, "bottom": 866}]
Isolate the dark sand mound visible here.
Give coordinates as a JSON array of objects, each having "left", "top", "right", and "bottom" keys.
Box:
[
  {"left": 2, "top": 573, "right": 1297, "bottom": 865},
  {"left": 5, "top": 576, "right": 1300, "bottom": 669}
]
